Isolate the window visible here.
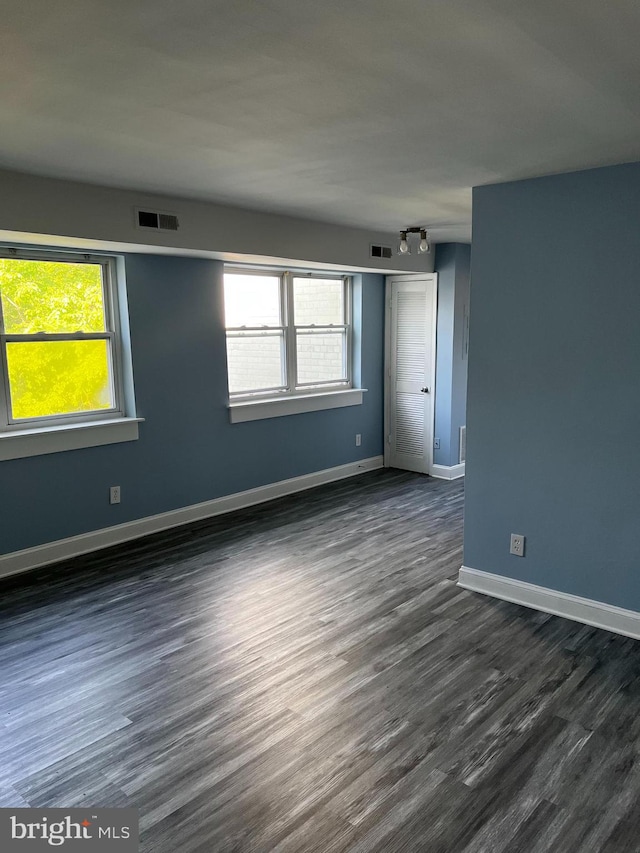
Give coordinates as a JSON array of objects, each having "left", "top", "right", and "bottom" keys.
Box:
[
  {"left": 0, "top": 250, "right": 139, "bottom": 460},
  {"left": 224, "top": 271, "right": 286, "bottom": 396},
  {"left": 225, "top": 269, "right": 351, "bottom": 396},
  {"left": 224, "top": 268, "right": 363, "bottom": 422}
]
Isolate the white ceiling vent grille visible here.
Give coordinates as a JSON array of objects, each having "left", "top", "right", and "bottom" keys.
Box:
[
  {"left": 136, "top": 208, "right": 180, "bottom": 232},
  {"left": 459, "top": 425, "right": 466, "bottom": 463}
]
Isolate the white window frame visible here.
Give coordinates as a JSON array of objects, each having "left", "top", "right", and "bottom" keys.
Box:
[
  {"left": 225, "top": 267, "right": 365, "bottom": 423},
  {"left": 224, "top": 267, "right": 289, "bottom": 398},
  {"left": 288, "top": 272, "right": 352, "bottom": 394},
  {"left": 0, "top": 248, "right": 141, "bottom": 460}
]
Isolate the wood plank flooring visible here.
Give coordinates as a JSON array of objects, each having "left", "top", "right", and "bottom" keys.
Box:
[{"left": 1, "top": 469, "right": 640, "bottom": 851}]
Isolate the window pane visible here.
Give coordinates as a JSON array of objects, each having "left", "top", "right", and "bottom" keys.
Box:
[
  {"left": 6, "top": 340, "right": 113, "bottom": 419},
  {"left": 296, "top": 330, "right": 345, "bottom": 385},
  {"left": 224, "top": 274, "right": 281, "bottom": 327},
  {"left": 293, "top": 278, "right": 343, "bottom": 325},
  {"left": 0, "top": 259, "right": 106, "bottom": 334},
  {"left": 226, "top": 332, "right": 284, "bottom": 394}
]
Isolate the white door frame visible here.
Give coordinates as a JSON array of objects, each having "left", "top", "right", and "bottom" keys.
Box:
[{"left": 384, "top": 273, "right": 438, "bottom": 474}]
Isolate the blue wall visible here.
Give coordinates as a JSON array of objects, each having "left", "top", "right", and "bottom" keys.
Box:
[
  {"left": 464, "top": 162, "right": 640, "bottom": 610},
  {"left": 434, "top": 243, "right": 470, "bottom": 467},
  {"left": 0, "top": 255, "right": 385, "bottom": 555}
]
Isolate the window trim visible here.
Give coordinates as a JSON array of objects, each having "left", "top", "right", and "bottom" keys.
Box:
[
  {"left": 224, "top": 267, "right": 353, "bottom": 401},
  {"left": 228, "top": 388, "right": 365, "bottom": 423},
  {"left": 0, "top": 416, "right": 144, "bottom": 462},
  {"left": 0, "top": 249, "right": 127, "bottom": 431}
]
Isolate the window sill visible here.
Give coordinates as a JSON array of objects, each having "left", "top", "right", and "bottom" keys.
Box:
[
  {"left": 0, "top": 417, "right": 144, "bottom": 462},
  {"left": 229, "top": 388, "right": 366, "bottom": 423}
]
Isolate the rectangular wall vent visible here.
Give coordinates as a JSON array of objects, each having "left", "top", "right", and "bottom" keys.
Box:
[
  {"left": 459, "top": 425, "right": 466, "bottom": 463},
  {"left": 136, "top": 208, "right": 180, "bottom": 232},
  {"left": 370, "top": 244, "right": 393, "bottom": 259}
]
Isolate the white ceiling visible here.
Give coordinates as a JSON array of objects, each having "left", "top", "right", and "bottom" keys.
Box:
[{"left": 2, "top": 0, "right": 640, "bottom": 242}]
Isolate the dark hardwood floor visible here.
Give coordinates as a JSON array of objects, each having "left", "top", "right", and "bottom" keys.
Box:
[{"left": 1, "top": 469, "right": 640, "bottom": 851}]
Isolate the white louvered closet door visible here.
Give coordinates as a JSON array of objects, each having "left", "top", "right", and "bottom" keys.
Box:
[{"left": 387, "top": 276, "right": 436, "bottom": 474}]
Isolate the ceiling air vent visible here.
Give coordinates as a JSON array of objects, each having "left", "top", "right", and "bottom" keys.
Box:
[
  {"left": 136, "top": 208, "right": 180, "bottom": 232},
  {"left": 370, "top": 244, "right": 393, "bottom": 259}
]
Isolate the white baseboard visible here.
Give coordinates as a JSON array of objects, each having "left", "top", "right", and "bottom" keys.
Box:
[
  {"left": 458, "top": 565, "right": 640, "bottom": 641},
  {"left": 0, "top": 456, "right": 384, "bottom": 581},
  {"left": 430, "top": 462, "right": 465, "bottom": 480}
]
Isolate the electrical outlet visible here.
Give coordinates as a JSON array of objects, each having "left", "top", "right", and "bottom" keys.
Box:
[
  {"left": 510, "top": 533, "right": 525, "bottom": 557},
  {"left": 355, "top": 434, "right": 362, "bottom": 446},
  {"left": 434, "top": 437, "right": 440, "bottom": 450},
  {"left": 109, "top": 485, "right": 121, "bottom": 505}
]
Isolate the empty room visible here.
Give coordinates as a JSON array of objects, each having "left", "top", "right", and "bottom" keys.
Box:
[{"left": 1, "top": 1, "right": 640, "bottom": 851}]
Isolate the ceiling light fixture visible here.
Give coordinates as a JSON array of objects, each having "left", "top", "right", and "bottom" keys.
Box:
[{"left": 397, "top": 227, "right": 431, "bottom": 255}]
